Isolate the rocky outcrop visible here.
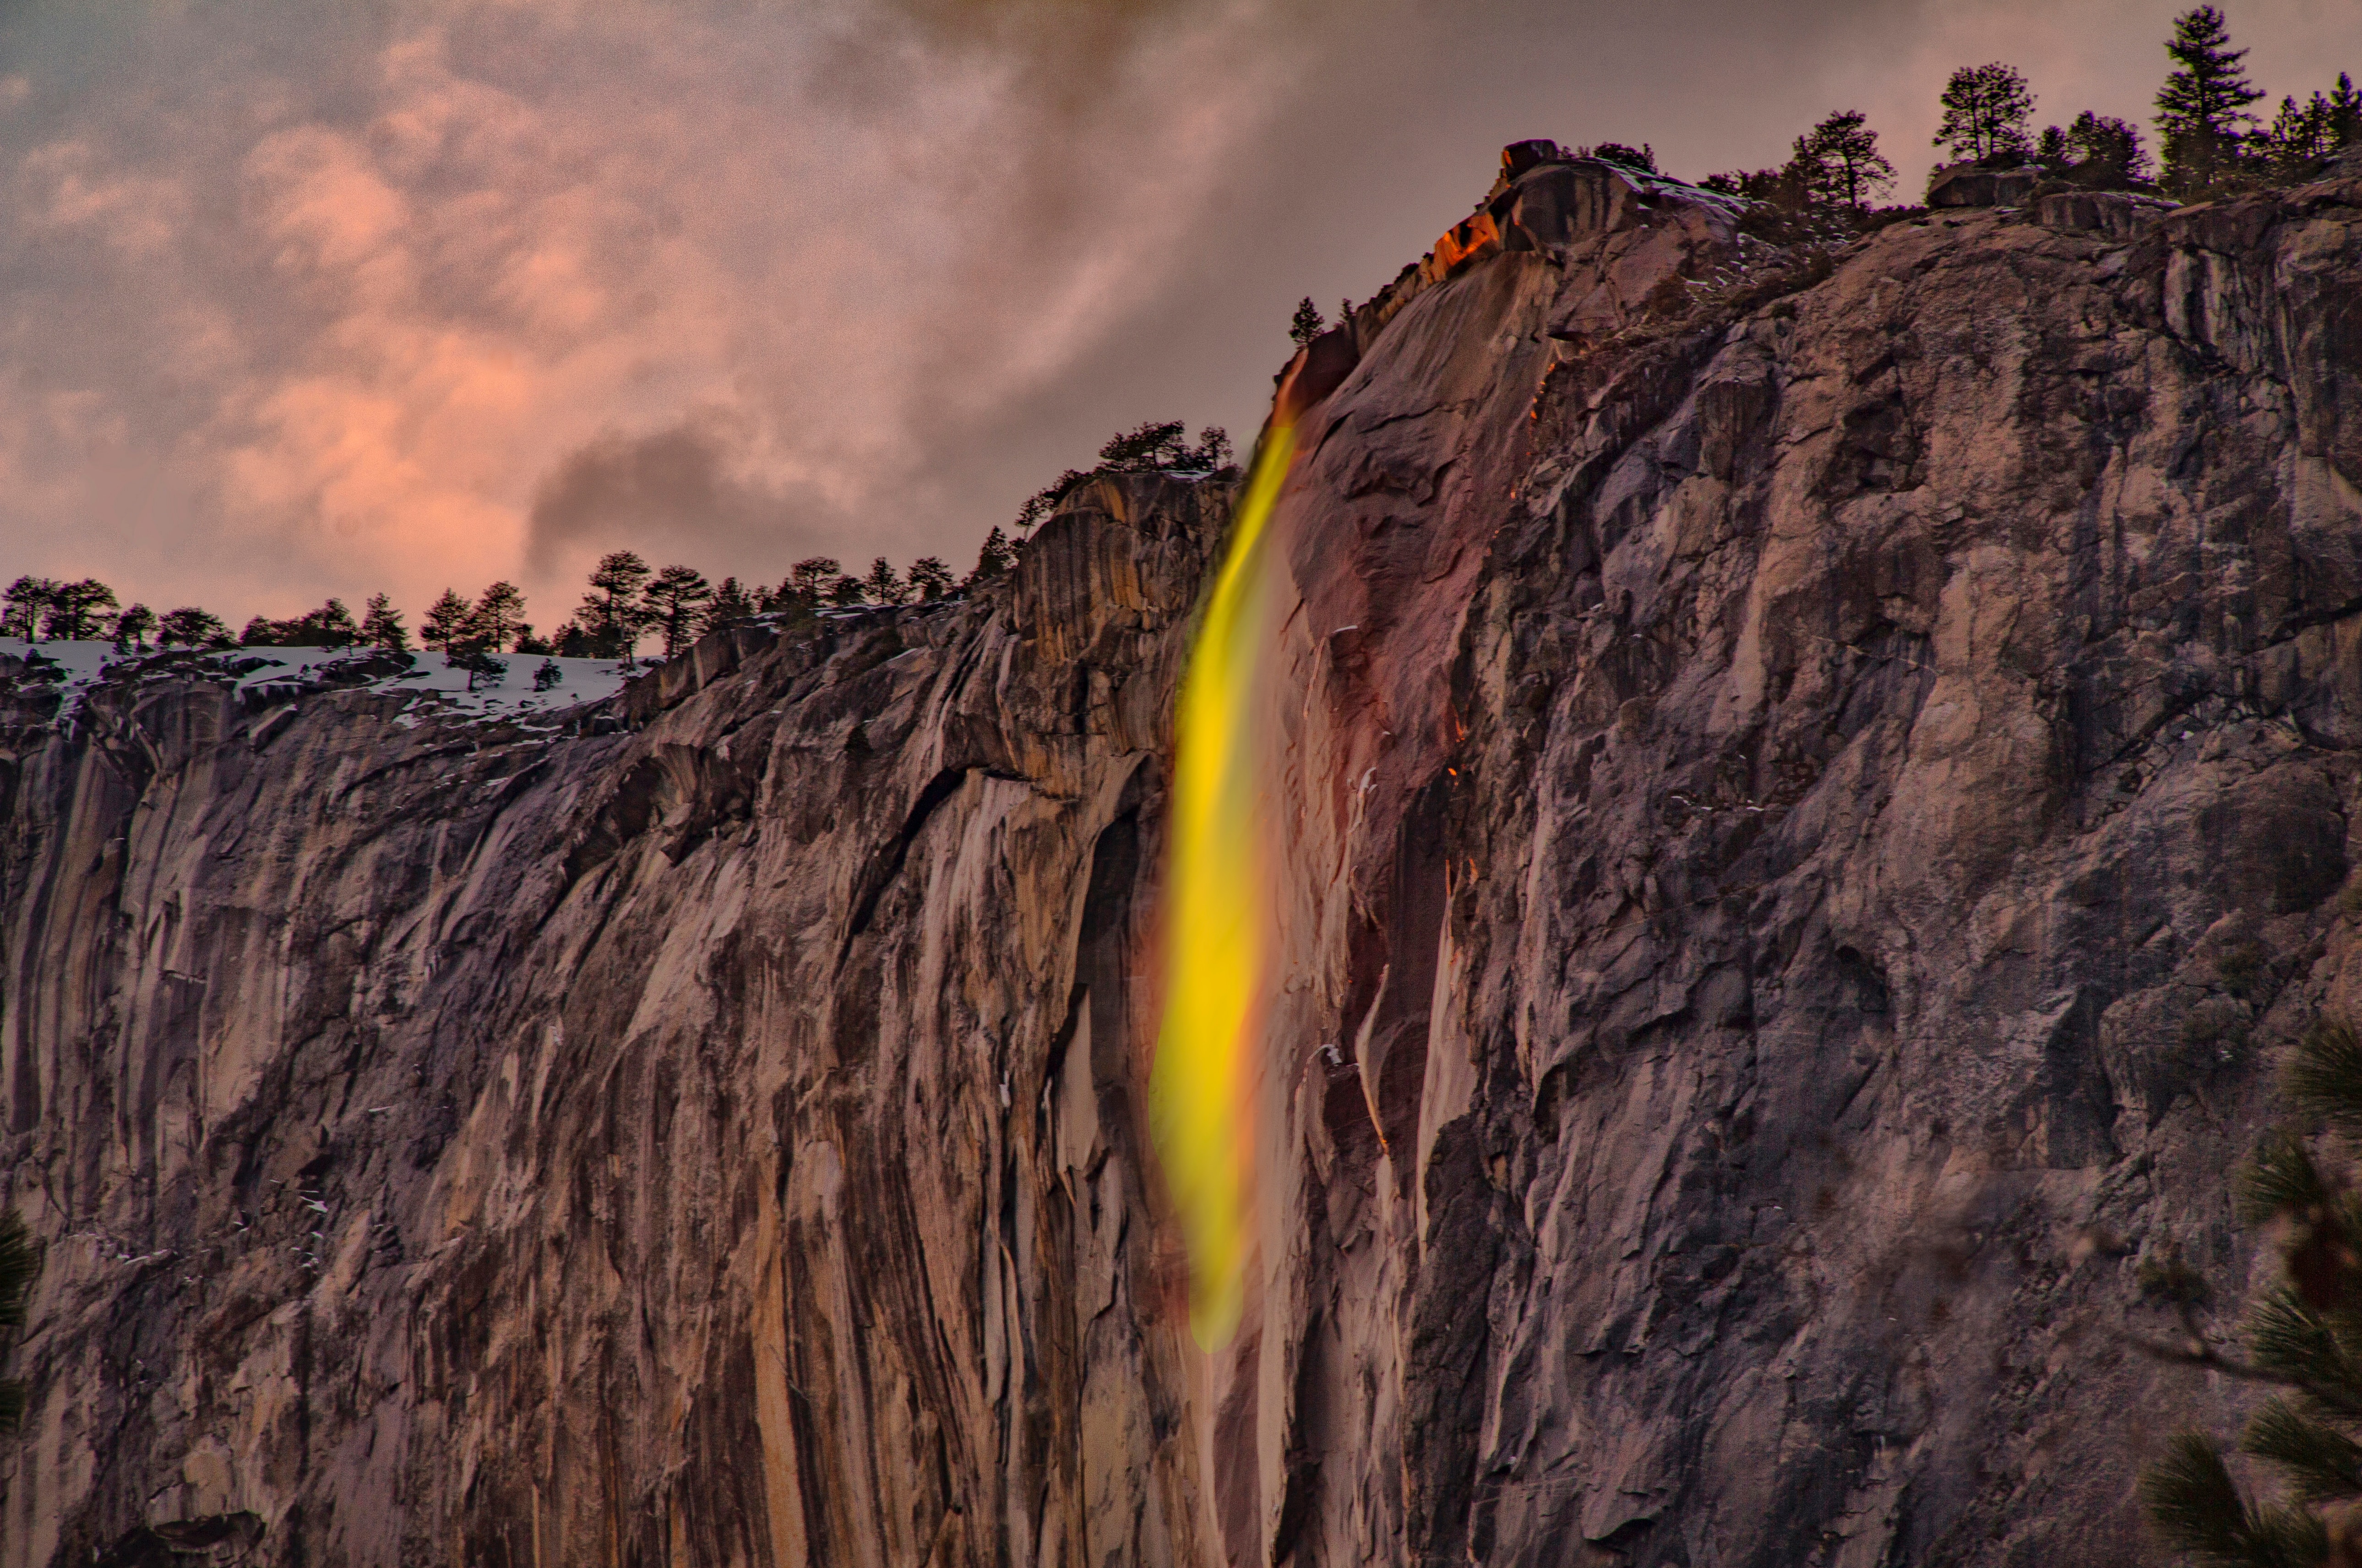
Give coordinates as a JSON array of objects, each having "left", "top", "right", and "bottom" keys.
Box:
[
  {"left": 1925, "top": 163, "right": 2043, "bottom": 208},
  {"left": 2034, "top": 189, "right": 2175, "bottom": 240},
  {"left": 2, "top": 153, "right": 2361, "bottom": 1567}
]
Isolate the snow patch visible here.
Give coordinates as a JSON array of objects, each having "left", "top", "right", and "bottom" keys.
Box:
[{"left": 2, "top": 640, "right": 631, "bottom": 726}]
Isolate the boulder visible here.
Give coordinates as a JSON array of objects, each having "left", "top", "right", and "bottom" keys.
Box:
[
  {"left": 2035, "top": 189, "right": 2175, "bottom": 239},
  {"left": 1926, "top": 162, "right": 2044, "bottom": 207}
]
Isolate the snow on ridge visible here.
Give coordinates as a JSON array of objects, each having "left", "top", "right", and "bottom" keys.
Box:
[
  {"left": 1601, "top": 163, "right": 1752, "bottom": 216},
  {"left": 1, "top": 640, "right": 634, "bottom": 728}
]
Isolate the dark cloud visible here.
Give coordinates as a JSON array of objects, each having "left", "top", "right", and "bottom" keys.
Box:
[
  {"left": 526, "top": 417, "right": 829, "bottom": 583},
  {"left": 870, "top": 0, "right": 1295, "bottom": 54}
]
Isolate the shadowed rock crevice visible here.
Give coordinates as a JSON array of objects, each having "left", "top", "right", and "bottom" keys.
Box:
[{"left": 846, "top": 766, "right": 975, "bottom": 942}]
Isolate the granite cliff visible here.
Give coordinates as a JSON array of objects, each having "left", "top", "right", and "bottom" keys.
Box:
[{"left": 3, "top": 148, "right": 2362, "bottom": 1567}]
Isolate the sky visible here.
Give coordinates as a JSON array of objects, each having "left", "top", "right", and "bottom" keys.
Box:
[{"left": 0, "top": 0, "right": 2354, "bottom": 632}]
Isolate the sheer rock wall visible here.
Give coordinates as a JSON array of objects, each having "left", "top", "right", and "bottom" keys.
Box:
[{"left": 4, "top": 158, "right": 2361, "bottom": 1566}]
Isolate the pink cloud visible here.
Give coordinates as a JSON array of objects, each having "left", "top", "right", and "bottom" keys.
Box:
[{"left": 3, "top": 0, "right": 2350, "bottom": 628}]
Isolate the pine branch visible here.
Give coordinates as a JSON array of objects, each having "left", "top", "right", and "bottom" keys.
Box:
[
  {"left": 2250, "top": 1504, "right": 2334, "bottom": 1568},
  {"left": 0, "top": 1213, "right": 36, "bottom": 1332},
  {"left": 2143, "top": 1432, "right": 2259, "bottom": 1563},
  {"left": 2119, "top": 1290, "right": 2362, "bottom": 1415},
  {"left": 2243, "top": 1396, "right": 2362, "bottom": 1504},
  {"left": 2119, "top": 1321, "right": 2339, "bottom": 1397},
  {"left": 2242, "top": 1129, "right": 2333, "bottom": 1225},
  {"left": 2290, "top": 1018, "right": 2362, "bottom": 1138},
  {"left": 2250, "top": 1291, "right": 2362, "bottom": 1420},
  {"left": 2142, "top": 1431, "right": 2331, "bottom": 1567}
]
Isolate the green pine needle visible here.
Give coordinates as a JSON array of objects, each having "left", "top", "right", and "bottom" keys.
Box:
[
  {"left": 2133, "top": 1013, "right": 2362, "bottom": 1566},
  {"left": 2144, "top": 1432, "right": 2259, "bottom": 1563},
  {"left": 0, "top": 1212, "right": 34, "bottom": 1333},
  {"left": 0, "top": 1210, "right": 40, "bottom": 1435},
  {"left": 2248, "top": 1503, "right": 2332, "bottom": 1568},
  {"left": 2241, "top": 1128, "right": 2333, "bottom": 1225},
  {"left": 2248, "top": 1289, "right": 2362, "bottom": 1417},
  {"left": 2242, "top": 1396, "right": 2362, "bottom": 1503},
  {"left": 2289, "top": 1018, "right": 2362, "bottom": 1138},
  {"left": 2143, "top": 1431, "right": 2333, "bottom": 1567}
]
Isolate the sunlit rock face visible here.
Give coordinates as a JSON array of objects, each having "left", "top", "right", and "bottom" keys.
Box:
[{"left": 4, "top": 154, "right": 2362, "bottom": 1567}]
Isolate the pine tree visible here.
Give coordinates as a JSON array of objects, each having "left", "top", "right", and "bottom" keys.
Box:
[
  {"left": 1288, "top": 297, "right": 1326, "bottom": 348},
  {"left": 292, "top": 598, "right": 359, "bottom": 648},
  {"left": 2133, "top": 1016, "right": 2362, "bottom": 1562},
  {"left": 1099, "top": 420, "right": 1192, "bottom": 470},
  {"left": 578, "top": 550, "right": 653, "bottom": 661},
  {"left": 0, "top": 1210, "right": 39, "bottom": 1432},
  {"left": 359, "top": 593, "right": 408, "bottom": 652},
  {"left": 1011, "top": 414, "right": 1234, "bottom": 542},
  {"left": 791, "top": 558, "right": 844, "bottom": 601},
  {"left": 40, "top": 579, "right": 117, "bottom": 641},
  {"left": 448, "top": 647, "right": 505, "bottom": 691},
  {"left": 643, "top": 565, "right": 713, "bottom": 655},
  {"left": 2265, "top": 96, "right": 2323, "bottom": 176},
  {"left": 0, "top": 578, "right": 53, "bottom": 642},
  {"left": 1935, "top": 63, "right": 2036, "bottom": 162},
  {"left": 1703, "top": 166, "right": 1809, "bottom": 209},
  {"left": 907, "top": 557, "right": 956, "bottom": 601},
  {"left": 420, "top": 588, "right": 475, "bottom": 654},
  {"left": 769, "top": 557, "right": 848, "bottom": 611},
  {"left": 111, "top": 604, "right": 154, "bottom": 654},
  {"left": 1590, "top": 141, "right": 1657, "bottom": 174},
  {"left": 1014, "top": 469, "right": 1090, "bottom": 532},
  {"left": 255, "top": 607, "right": 349, "bottom": 648},
  {"left": 1794, "top": 110, "right": 1896, "bottom": 209},
  {"left": 964, "top": 527, "right": 1017, "bottom": 590},
  {"left": 2256, "top": 81, "right": 2362, "bottom": 179},
  {"left": 860, "top": 557, "right": 909, "bottom": 606},
  {"left": 2066, "top": 110, "right": 2153, "bottom": 182},
  {"left": 154, "top": 607, "right": 229, "bottom": 649},
  {"left": 702, "top": 575, "right": 756, "bottom": 633},
  {"left": 2157, "top": 5, "right": 2264, "bottom": 197},
  {"left": 533, "top": 658, "right": 563, "bottom": 692},
  {"left": 1184, "top": 425, "right": 1234, "bottom": 470},
  {"left": 471, "top": 582, "right": 528, "bottom": 652},
  {"left": 2333, "top": 74, "right": 2362, "bottom": 151}
]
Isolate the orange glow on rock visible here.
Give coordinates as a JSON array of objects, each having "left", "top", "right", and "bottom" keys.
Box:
[{"left": 1425, "top": 211, "right": 1501, "bottom": 283}]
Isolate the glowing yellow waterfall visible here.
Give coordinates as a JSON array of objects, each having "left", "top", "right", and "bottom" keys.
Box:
[{"left": 1150, "top": 413, "right": 1298, "bottom": 1349}]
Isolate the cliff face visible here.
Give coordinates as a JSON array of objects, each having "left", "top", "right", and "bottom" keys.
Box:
[{"left": 3, "top": 154, "right": 2361, "bottom": 1568}]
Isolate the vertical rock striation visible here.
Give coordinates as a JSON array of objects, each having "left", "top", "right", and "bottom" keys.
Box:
[{"left": 2, "top": 151, "right": 2360, "bottom": 1565}]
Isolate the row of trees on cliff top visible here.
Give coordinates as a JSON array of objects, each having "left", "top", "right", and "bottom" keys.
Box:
[
  {"left": 6, "top": 412, "right": 1234, "bottom": 665},
  {"left": 0, "top": 527, "right": 1024, "bottom": 662},
  {"left": 1277, "top": 10, "right": 2354, "bottom": 357},
  {"left": 1683, "top": 7, "right": 2355, "bottom": 211}
]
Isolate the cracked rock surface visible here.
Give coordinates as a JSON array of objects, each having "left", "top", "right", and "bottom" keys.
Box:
[{"left": 3, "top": 157, "right": 2361, "bottom": 1566}]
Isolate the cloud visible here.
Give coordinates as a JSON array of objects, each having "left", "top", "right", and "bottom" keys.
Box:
[
  {"left": 0, "top": 0, "right": 1342, "bottom": 623},
  {"left": 526, "top": 415, "right": 831, "bottom": 584},
  {"left": 0, "top": 0, "right": 2350, "bottom": 627}
]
